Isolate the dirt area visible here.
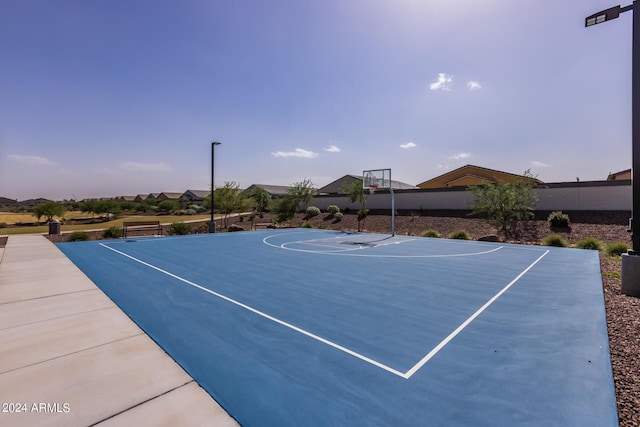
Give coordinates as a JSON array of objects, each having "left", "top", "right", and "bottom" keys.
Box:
[{"left": 28, "top": 212, "right": 640, "bottom": 425}]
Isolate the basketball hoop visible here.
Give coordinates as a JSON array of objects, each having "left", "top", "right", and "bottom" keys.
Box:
[{"left": 367, "top": 184, "right": 378, "bottom": 194}]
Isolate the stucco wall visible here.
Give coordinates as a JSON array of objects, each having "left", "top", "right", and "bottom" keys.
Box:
[{"left": 310, "top": 180, "right": 631, "bottom": 212}]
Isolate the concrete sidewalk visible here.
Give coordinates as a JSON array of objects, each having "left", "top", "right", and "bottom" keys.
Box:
[{"left": 0, "top": 234, "right": 238, "bottom": 427}]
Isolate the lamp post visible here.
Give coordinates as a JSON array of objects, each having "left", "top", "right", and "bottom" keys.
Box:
[
  {"left": 586, "top": 2, "right": 640, "bottom": 296},
  {"left": 209, "top": 141, "right": 221, "bottom": 233}
]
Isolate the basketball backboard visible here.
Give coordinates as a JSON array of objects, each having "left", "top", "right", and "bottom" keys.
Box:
[{"left": 363, "top": 169, "right": 391, "bottom": 190}]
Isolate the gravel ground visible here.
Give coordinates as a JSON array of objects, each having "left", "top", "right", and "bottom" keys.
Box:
[{"left": 38, "top": 212, "right": 639, "bottom": 425}]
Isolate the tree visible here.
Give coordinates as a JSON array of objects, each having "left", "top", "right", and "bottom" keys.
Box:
[
  {"left": 32, "top": 201, "right": 66, "bottom": 222},
  {"left": 288, "top": 178, "right": 316, "bottom": 211},
  {"left": 271, "top": 194, "right": 299, "bottom": 222},
  {"left": 157, "top": 199, "right": 180, "bottom": 214},
  {"left": 271, "top": 178, "right": 316, "bottom": 223},
  {"left": 341, "top": 179, "right": 371, "bottom": 232},
  {"left": 214, "top": 181, "right": 252, "bottom": 228},
  {"left": 244, "top": 186, "right": 271, "bottom": 212},
  {"left": 95, "top": 199, "right": 121, "bottom": 218},
  {"left": 468, "top": 171, "right": 537, "bottom": 238}
]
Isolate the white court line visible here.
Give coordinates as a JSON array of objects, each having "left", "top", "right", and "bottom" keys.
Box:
[
  {"left": 263, "top": 233, "right": 505, "bottom": 258},
  {"left": 98, "top": 242, "right": 406, "bottom": 377},
  {"left": 98, "top": 242, "right": 549, "bottom": 379},
  {"left": 403, "top": 249, "right": 550, "bottom": 378}
]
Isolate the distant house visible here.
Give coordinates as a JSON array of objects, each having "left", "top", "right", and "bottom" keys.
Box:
[
  {"left": 180, "top": 190, "right": 210, "bottom": 206},
  {"left": 417, "top": 165, "right": 543, "bottom": 189},
  {"left": 146, "top": 193, "right": 161, "bottom": 201},
  {"left": 156, "top": 192, "right": 182, "bottom": 201},
  {"left": 317, "top": 174, "right": 416, "bottom": 194},
  {"left": 133, "top": 194, "right": 149, "bottom": 203},
  {"left": 607, "top": 169, "right": 631, "bottom": 181},
  {"left": 118, "top": 195, "right": 137, "bottom": 202},
  {"left": 244, "top": 184, "right": 292, "bottom": 198}
]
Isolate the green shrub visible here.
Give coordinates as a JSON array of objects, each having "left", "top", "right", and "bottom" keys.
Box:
[
  {"left": 548, "top": 211, "right": 570, "bottom": 228},
  {"left": 103, "top": 226, "right": 123, "bottom": 239},
  {"left": 421, "top": 229, "right": 442, "bottom": 238},
  {"left": 0, "top": 222, "right": 6, "bottom": 228},
  {"left": 301, "top": 221, "right": 313, "bottom": 228},
  {"left": 327, "top": 205, "right": 340, "bottom": 215},
  {"left": 168, "top": 222, "right": 192, "bottom": 235},
  {"left": 239, "top": 215, "right": 244, "bottom": 222},
  {"left": 575, "top": 237, "right": 603, "bottom": 251},
  {"left": 305, "top": 206, "right": 321, "bottom": 219},
  {"left": 67, "top": 231, "right": 90, "bottom": 242},
  {"left": 542, "top": 234, "right": 569, "bottom": 247},
  {"left": 449, "top": 230, "right": 470, "bottom": 240},
  {"left": 333, "top": 212, "right": 344, "bottom": 221},
  {"left": 607, "top": 242, "right": 629, "bottom": 257}
]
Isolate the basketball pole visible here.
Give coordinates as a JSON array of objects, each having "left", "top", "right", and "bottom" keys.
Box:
[
  {"left": 390, "top": 187, "right": 395, "bottom": 236},
  {"left": 586, "top": 2, "right": 640, "bottom": 296},
  {"left": 209, "top": 141, "right": 221, "bottom": 233}
]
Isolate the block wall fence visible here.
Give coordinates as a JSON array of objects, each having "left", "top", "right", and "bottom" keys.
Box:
[{"left": 310, "top": 180, "right": 631, "bottom": 213}]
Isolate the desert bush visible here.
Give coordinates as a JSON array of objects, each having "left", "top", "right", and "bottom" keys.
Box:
[
  {"left": 168, "top": 222, "right": 192, "bottom": 235},
  {"left": 607, "top": 242, "right": 629, "bottom": 257},
  {"left": 449, "top": 230, "right": 470, "bottom": 240},
  {"left": 306, "top": 206, "right": 321, "bottom": 219},
  {"left": 0, "top": 222, "right": 6, "bottom": 228},
  {"left": 548, "top": 211, "right": 570, "bottom": 228},
  {"left": 67, "top": 231, "right": 90, "bottom": 242},
  {"left": 468, "top": 173, "right": 536, "bottom": 236},
  {"left": 542, "top": 234, "right": 568, "bottom": 247},
  {"left": 103, "top": 226, "right": 123, "bottom": 239},
  {"left": 420, "top": 229, "right": 442, "bottom": 238},
  {"left": 333, "top": 212, "right": 344, "bottom": 221},
  {"left": 327, "top": 205, "right": 340, "bottom": 215},
  {"left": 301, "top": 221, "right": 313, "bottom": 228},
  {"left": 575, "top": 237, "right": 603, "bottom": 251}
]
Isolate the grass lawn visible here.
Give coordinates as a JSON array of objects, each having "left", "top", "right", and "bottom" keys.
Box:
[{"left": 0, "top": 213, "right": 211, "bottom": 235}]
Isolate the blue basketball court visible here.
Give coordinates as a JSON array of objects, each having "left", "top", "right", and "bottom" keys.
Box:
[{"left": 57, "top": 229, "right": 618, "bottom": 426}]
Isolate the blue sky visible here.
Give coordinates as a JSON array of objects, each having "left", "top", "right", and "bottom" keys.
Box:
[{"left": 0, "top": 0, "right": 633, "bottom": 200}]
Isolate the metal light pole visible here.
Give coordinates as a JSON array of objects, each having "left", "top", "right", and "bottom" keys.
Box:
[
  {"left": 209, "top": 141, "right": 221, "bottom": 233},
  {"left": 586, "top": 2, "right": 640, "bottom": 296}
]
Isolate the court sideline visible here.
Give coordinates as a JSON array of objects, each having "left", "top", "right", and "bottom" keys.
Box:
[{"left": 0, "top": 234, "right": 238, "bottom": 427}]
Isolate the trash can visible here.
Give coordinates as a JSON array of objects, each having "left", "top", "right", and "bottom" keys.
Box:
[{"left": 49, "top": 219, "right": 61, "bottom": 235}]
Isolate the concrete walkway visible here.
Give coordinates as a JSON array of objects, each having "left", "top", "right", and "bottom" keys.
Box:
[{"left": 0, "top": 235, "right": 238, "bottom": 427}]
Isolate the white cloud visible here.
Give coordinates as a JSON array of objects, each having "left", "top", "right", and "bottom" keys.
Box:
[
  {"left": 430, "top": 73, "right": 453, "bottom": 91},
  {"left": 271, "top": 148, "right": 319, "bottom": 158},
  {"left": 448, "top": 152, "right": 471, "bottom": 160},
  {"left": 530, "top": 160, "right": 551, "bottom": 167},
  {"left": 400, "top": 142, "right": 417, "bottom": 149},
  {"left": 120, "top": 161, "right": 172, "bottom": 172},
  {"left": 324, "top": 145, "right": 341, "bottom": 153},
  {"left": 467, "top": 81, "right": 482, "bottom": 90},
  {"left": 8, "top": 154, "right": 57, "bottom": 166}
]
